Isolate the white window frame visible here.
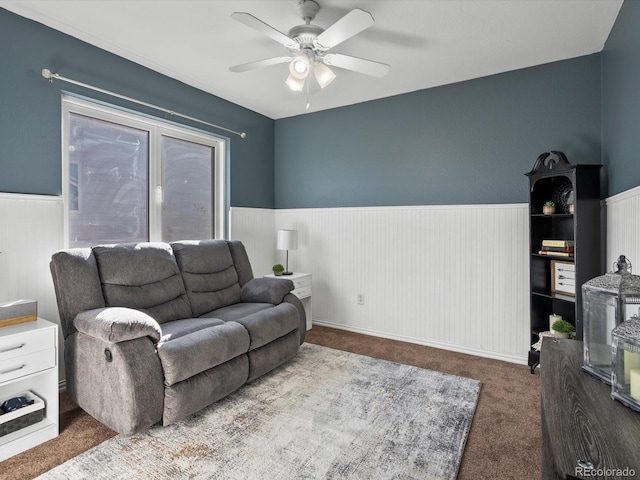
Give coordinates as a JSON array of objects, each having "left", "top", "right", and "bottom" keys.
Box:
[{"left": 61, "top": 95, "right": 226, "bottom": 247}]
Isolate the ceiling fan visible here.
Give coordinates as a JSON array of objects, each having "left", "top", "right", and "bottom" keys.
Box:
[{"left": 229, "top": 0, "right": 390, "bottom": 98}]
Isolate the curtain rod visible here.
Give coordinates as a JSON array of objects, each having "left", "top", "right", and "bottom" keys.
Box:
[{"left": 41, "top": 69, "right": 246, "bottom": 139}]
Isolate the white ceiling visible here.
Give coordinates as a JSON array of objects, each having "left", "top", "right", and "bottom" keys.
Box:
[{"left": 0, "top": 0, "right": 623, "bottom": 120}]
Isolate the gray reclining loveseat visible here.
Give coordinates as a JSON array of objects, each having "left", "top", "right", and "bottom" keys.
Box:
[{"left": 50, "top": 240, "right": 305, "bottom": 434}]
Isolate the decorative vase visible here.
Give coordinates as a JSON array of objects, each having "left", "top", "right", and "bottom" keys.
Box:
[
  {"left": 543, "top": 205, "right": 555, "bottom": 215},
  {"left": 274, "top": 271, "right": 283, "bottom": 276}
]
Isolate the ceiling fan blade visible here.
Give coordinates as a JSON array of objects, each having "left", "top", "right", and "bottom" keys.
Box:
[
  {"left": 323, "top": 53, "right": 389, "bottom": 78},
  {"left": 313, "top": 9, "right": 374, "bottom": 51},
  {"left": 231, "top": 12, "right": 299, "bottom": 50},
  {"left": 229, "top": 56, "right": 292, "bottom": 73}
]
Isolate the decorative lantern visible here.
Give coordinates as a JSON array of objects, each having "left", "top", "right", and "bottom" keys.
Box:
[
  {"left": 611, "top": 316, "right": 640, "bottom": 411},
  {"left": 581, "top": 256, "right": 640, "bottom": 384}
]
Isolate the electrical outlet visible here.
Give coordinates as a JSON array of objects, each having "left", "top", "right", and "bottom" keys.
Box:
[{"left": 357, "top": 293, "right": 365, "bottom": 305}]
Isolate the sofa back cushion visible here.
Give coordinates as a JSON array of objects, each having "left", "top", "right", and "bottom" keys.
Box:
[
  {"left": 171, "top": 240, "right": 243, "bottom": 317},
  {"left": 92, "top": 243, "right": 192, "bottom": 323},
  {"left": 227, "top": 240, "right": 254, "bottom": 287},
  {"left": 50, "top": 248, "right": 106, "bottom": 339}
]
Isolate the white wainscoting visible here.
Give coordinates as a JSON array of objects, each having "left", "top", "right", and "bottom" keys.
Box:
[
  {"left": 13, "top": 188, "right": 635, "bottom": 379},
  {"left": 231, "top": 204, "right": 531, "bottom": 364},
  {"left": 0, "top": 193, "right": 65, "bottom": 381},
  {"left": 606, "top": 185, "right": 640, "bottom": 274},
  {"left": 229, "top": 207, "right": 276, "bottom": 277}
]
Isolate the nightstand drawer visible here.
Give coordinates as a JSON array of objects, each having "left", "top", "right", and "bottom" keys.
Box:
[
  {"left": 0, "top": 348, "right": 56, "bottom": 383},
  {"left": 292, "top": 286, "right": 311, "bottom": 299},
  {"left": 292, "top": 276, "right": 311, "bottom": 289},
  {"left": 0, "top": 328, "right": 55, "bottom": 362}
]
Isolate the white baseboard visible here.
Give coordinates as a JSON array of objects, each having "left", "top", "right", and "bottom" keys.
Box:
[{"left": 312, "top": 320, "right": 528, "bottom": 366}]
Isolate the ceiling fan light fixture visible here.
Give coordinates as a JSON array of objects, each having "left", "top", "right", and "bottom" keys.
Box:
[
  {"left": 289, "top": 53, "right": 310, "bottom": 79},
  {"left": 313, "top": 62, "right": 336, "bottom": 88},
  {"left": 285, "top": 74, "right": 305, "bottom": 91}
]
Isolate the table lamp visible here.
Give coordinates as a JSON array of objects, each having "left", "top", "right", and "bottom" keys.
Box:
[{"left": 277, "top": 229, "right": 298, "bottom": 275}]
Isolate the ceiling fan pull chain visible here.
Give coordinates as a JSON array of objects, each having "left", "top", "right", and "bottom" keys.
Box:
[{"left": 306, "top": 77, "right": 311, "bottom": 110}]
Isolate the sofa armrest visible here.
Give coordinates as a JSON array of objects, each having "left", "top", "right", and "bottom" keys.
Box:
[
  {"left": 240, "top": 277, "right": 294, "bottom": 304},
  {"left": 283, "top": 293, "right": 306, "bottom": 344},
  {"left": 74, "top": 307, "right": 162, "bottom": 344}
]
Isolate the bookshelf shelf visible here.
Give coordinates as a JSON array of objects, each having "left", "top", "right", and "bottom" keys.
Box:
[
  {"left": 531, "top": 253, "right": 575, "bottom": 261},
  {"left": 525, "top": 152, "right": 602, "bottom": 374},
  {"left": 531, "top": 290, "right": 576, "bottom": 303},
  {"left": 531, "top": 213, "right": 574, "bottom": 218}
]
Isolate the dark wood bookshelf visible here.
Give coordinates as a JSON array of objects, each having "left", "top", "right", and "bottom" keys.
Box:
[{"left": 525, "top": 152, "right": 602, "bottom": 373}]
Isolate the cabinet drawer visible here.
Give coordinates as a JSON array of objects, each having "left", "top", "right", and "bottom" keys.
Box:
[
  {"left": 292, "top": 286, "right": 311, "bottom": 299},
  {"left": 0, "top": 328, "right": 54, "bottom": 362},
  {"left": 0, "top": 348, "right": 56, "bottom": 383},
  {"left": 292, "top": 276, "right": 311, "bottom": 289}
]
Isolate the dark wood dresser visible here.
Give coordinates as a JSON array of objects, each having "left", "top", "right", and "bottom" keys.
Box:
[{"left": 541, "top": 339, "right": 640, "bottom": 479}]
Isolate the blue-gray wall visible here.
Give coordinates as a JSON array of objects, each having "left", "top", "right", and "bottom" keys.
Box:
[
  {"left": 274, "top": 55, "right": 603, "bottom": 208},
  {"left": 5, "top": 4, "right": 638, "bottom": 211},
  {"left": 0, "top": 8, "right": 275, "bottom": 208},
  {"left": 602, "top": 0, "right": 640, "bottom": 196}
]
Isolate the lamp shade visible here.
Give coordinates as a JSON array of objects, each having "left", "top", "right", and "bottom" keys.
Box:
[
  {"left": 289, "top": 54, "right": 310, "bottom": 80},
  {"left": 277, "top": 229, "right": 298, "bottom": 251},
  {"left": 285, "top": 74, "right": 305, "bottom": 91},
  {"left": 313, "top": 62, "right": 336, "bottom": 88}
]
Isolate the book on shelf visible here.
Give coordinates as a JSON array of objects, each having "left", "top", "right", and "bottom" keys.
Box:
[
  {"left": 542, "top": 239, "right": 574, "bottom": 248},
  {"left": 538, "top": 250, "right": 574, "bottom": 257},
  {"left": 540, "top": 245, "right": 575, "bottom": 253}
]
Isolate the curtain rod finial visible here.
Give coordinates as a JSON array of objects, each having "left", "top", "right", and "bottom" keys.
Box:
[
  {"left": 240, "top": 132, "right": 247, "bottom": 139},
  {"left": 41, "top": 69, "right": 58, "bottom": 83}
]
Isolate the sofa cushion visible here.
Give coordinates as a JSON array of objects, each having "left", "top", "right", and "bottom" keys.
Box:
[
  {"left": 92, "top": 243, "right": 192, "bottom": 324},
  {"left": 159, "top": 318, "right": 224, "bottom": 342},
  {"left": 163, "top": 355, "right": 249, "bottom": 426},
  {"left": 157, "top": 321, "right": 250, "bottom": 386},
  {"left": 171, "top": 240, "right": 242, "bottom": 317},
  {"left": 229, "top": 303, "right": 300, "bottom": 351},
  {"left": 227, "top": 240, "right": 254, "bottom": 287},
  {"left": 199, "top": 303, "right": 273, "bottom": 322}
]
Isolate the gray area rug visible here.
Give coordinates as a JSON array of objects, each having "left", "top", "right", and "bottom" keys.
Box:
[{"left": 39, "top": 344, "right": 481, "bottom": 480}]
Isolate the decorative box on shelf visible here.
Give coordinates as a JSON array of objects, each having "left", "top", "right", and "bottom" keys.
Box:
[
  {"left": 550, "top": 260, "right": 575, "bottom": 296},
  {"left": 0, "top": 299, "right": 37, "bottom": 329},
  {"left": 0, "top": 391, "right": 45, "bottom": 438}
]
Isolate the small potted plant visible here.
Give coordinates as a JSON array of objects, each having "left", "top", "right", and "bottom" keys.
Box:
[
  {"left": 272, "top": 264, "right": 285, "bottom": 276},
  {"left": 551, "top": 319, "right": 575, "bottom": 339},
  {"left": 543, "top": 201, "right": 556, "bottom": 215}
]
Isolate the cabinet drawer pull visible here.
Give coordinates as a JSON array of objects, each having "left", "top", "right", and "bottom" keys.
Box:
[
  {"left": 0, "top": 364, "right": 26, "bottom": 375},
  {"left": 0, "top": 343, "right": 25, "bottom": 353},
  {"left": 577, "top": 460, "right": 594, "bottom": 470}
]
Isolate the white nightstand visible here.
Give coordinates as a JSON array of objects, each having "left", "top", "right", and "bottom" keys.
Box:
[
  {"left": 0, "top": 318, "right": 59, "bottom": 461},
  {"left": 265, "top": 272, "right": 312, "bottom": 330}
]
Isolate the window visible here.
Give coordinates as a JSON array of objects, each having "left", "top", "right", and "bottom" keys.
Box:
[{"left": 62, "top": 96, "right": 226, "bottom": 248}]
